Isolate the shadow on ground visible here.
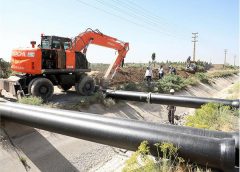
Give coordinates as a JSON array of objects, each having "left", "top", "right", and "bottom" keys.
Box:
[{"left": 2, "top": 122, "right": 79, "bottom": 172}]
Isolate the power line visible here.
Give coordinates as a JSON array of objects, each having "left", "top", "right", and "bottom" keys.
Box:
[
  {"left": 112, "top": 0, "right": 169, "bottom": 27},
  {"left": 93, "top": 0, "right": 175, "bottom": 37},
  {"left": 75, "top": 0, "right": 189, "bottom": 41},
  {"left": 121, "top": 0, "right": 174, "bottom": 27},
  {"left": 74, "top": 0, "right": 150, "bottom": 30},
  {"left": 94, "top": 0, "right": 160, "bottom": 29},
  {"left": 234, "top": 55, "right": 236, "bottom": 66},
  {"left": 118, "top": 0, "right": 192, "bottom": 38}
]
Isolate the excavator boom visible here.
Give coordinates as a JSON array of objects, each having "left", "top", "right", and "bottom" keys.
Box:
[{"left": 70, "top": 29, "right": 129, "bottom": 79}]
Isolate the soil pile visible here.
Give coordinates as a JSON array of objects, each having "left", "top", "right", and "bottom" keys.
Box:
[
  {"left": 110, "top": 67, "right": 191, "bottom": 85},
  {"left": 89, "top": 66, "right": 193, "bottom": 86}
]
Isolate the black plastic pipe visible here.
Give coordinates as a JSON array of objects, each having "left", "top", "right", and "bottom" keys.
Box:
[
  {"left": 0, "top": 103, "right": 236, "bottom": 171},
  {"left": 3, "top": 102, "right": 239, "bottom": 150},
  {"left": 104, "top": 89, "right": 240, "bottom": 108}
]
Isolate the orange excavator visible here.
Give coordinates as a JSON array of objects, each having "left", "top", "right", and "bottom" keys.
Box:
[{"left": 0, "top": 28, "right": 129, "bottom": 100}]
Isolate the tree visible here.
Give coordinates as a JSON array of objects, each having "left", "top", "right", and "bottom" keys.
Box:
[
  {"left": 151, "top": 53, "right": 156, "bottom": 67},
  {"left": 0, "top": 58, "right": 11, "bottom": 78}
]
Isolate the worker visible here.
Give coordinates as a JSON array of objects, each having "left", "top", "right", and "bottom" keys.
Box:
[
  {"left": 187, "top": 56, "right": 191, "bottom": 63},
  {"left": 158, "top": 65, "right": 164, "bottom": 79},
  {"left": 172, "top": 67, "right": 176, "bottom": 75},
  {"left": 186, "top": 56, "right": 191, "bottom": 69},
  {"left": 145, "top": 66, "right": 153, "bottom": 83},
  {"left": 167, "top": 89, "right": 176, "bottom": 124},
  {"left": 169, "top": 66, "right": 176, "bottom": 75}
]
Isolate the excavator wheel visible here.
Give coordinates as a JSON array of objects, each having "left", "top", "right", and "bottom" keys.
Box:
[
  {"left": 28, "top": 78, "right": 39, "bottom": 94},
  {"left": 75, "top": 76, "right": 95, "bottom": 96},
  {"left": 30, "top": 78, "right": 54, "bottom": 101},
  {"left": 58, "top": 84, "right": 72, "bottom": 92}
]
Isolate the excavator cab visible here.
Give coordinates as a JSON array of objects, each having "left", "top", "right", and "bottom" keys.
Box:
[
  {"left": 41, "top": 35, "right": 71, "bottom": 50},
  {"left": 41, "top": 35, "right": 89, "bottom": 71},
  {"left": 41, "top": 35, "right": 71, "bottom": 69}
]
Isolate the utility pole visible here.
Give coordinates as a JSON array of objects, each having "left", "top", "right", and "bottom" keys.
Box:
[
  {"left": 192, "top": 32, "right": 198, "bottom": 61},
  {"left": 234, "top": 55, "right": 236, "bottom": 67},
  {"left": 224, "top": 49, "right": 227, "bottom": 68}
]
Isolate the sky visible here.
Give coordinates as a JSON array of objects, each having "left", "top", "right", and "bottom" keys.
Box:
[{"left": 0, "top": 0, "right": 239, "bottom": 65}]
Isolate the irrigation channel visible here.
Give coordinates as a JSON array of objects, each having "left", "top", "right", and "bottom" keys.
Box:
[{"left": 0, "top": 100, "right": 239, "bottom": 171}]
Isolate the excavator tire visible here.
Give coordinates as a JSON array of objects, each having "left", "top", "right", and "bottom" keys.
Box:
[
  {"left": 28, "top": 78, "right": 39, "bottom": 94},
  {"left": 75, "top": 76, "right": 95, "bottom": 96},
  {"left": 58, "top": 84, "right": 72, "bottom": 92},
  {"left": 30, "top": 78, "right": 54, "bottom": 101}
]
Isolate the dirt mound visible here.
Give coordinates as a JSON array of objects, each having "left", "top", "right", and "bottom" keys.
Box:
[
  {"left": 177, "top": 70, "right": 192, "bottom": 78},
  {"left": 110, "top": 67, "right": 191, "bottom": 85},
  {"left": 90, "top": 66, "right": 193, "bottom": 86},
  {"left": 111, "top": 67, "right": 146, "bottom": 85}
]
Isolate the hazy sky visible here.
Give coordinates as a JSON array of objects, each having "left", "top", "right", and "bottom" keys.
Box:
[{"left": 0, "top": 0, "right": 239, "bottom": 65}]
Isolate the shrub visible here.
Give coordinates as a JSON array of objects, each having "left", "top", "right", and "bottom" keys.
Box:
[
  {"left": 185, "top": 103, "right": 239, "bottom": 131},
  {"left": 209, "top": 70, "right": 239, "bottom": 78},
  {"left": 18, "top": 96, "right": 43, "bottom": 106},
  {"left": 195, "top": 61, "right": 211, "bottom": 72},
  {"left": 184, "top": 76, "right": 199, "bottom": 86},
  {"left": 122, "top": 82, "right": 138, "bottom": 91},
  {"left": 157, "top": 74, "right": 186, "bottom": 93},
  {"left": 123, "top": 141, "right": 210, "bottom": 172},
  {"left": 103, "top": 98, "right": 116, "bottom": 108},
  {"left": 122, "top": 141, "right": 153, "bottom": 172},
  {"left": 195, "top": 72, "right": 210, "bottom": 84}
]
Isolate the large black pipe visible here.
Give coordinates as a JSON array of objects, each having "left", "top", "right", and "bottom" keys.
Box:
[
  {"left": 3, "top": 102, "right": 239, "bottom": 150},
  {"left": 0, "top": 103, "right": 236, "bottom": 171},
  {"left": 104, "top": 89, "right": 240, "bottom": 108}
]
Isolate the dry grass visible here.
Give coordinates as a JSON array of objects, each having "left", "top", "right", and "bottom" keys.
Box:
[{"left": 123, "top": 141, "right": 211, "bottom": 172}]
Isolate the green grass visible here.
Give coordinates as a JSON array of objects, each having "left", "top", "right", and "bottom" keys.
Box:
[
  {"left": 18, "top": 96, "right": 43, "bottom": 106},
  {"left": 185, "top": 103, "right": 239, "bottom": 131}
]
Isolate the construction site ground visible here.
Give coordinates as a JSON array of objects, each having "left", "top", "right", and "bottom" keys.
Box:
[{"left": 0, "top": 72, "right": 239, "bottom": 172}]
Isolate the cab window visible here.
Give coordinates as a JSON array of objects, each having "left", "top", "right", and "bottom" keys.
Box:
[
  {"left": 64, "top": 42, "right": 70, "bottom": 50},
  {"left": 52, "top": 40, "right": 61, "bottom": 49},
  {"left": 41, "top": 39, "right": 50, "bottom": 49}
]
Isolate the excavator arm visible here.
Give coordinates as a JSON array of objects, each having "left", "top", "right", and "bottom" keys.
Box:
[{"left": 70, "top": 29, "right": 129, "bottom": 79}]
